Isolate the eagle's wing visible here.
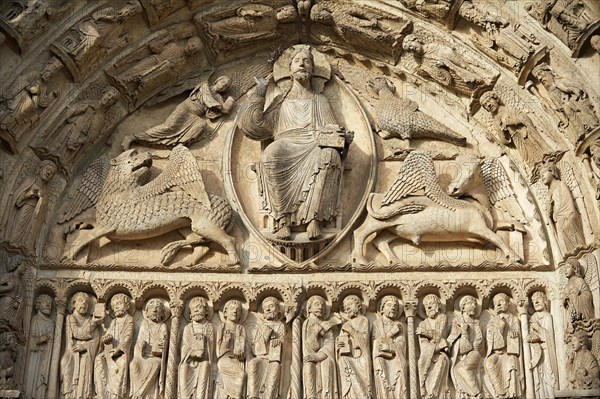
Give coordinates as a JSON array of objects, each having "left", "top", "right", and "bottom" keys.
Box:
[
  {"left": 482, "top": 158, "right": 526, "bottom": 224},
  {"left": 138, "top": 145, "right": 211, "bottom": 208},
  {"left": 382, "top": 151, "right": 437, "bottom": 205},
  {"left": 58, "top": 156, "right": 110, "bottom": 224}
]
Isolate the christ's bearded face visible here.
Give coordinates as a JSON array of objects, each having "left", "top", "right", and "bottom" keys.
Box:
[{"left": 290, "top": 51, "right": 313, "bottom": 82}]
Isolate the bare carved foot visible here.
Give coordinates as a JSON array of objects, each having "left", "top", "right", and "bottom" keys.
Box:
[
  {"left": 307, "top": 220, "right": 321, "bottom": 240},
  {"left": 276, "top": 225, "right": 291, "bottom": 240}
]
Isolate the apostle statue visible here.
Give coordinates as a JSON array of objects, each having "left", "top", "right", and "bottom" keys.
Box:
[
  {"left": 60, "top": 292, "right": 103, "bottom": 399},
  {"left": 372, "top": 295, "right": 407, "bottom": 399},
  {"left": 239, "top": 45, "right": 352, "bottom": 240},
  {"left": 416, "top": 294, "right": 451, "bottom": 399},
  {"left": 130, "top": 298, "right": 169, "bottom": 399},
  {"left": 215, "top": 299, "right": 246, "bottom": 399},
  {"left": 527, "top": 291, "right": 558, "bottom": 399},
  {"left": 94, "top": 293, "right": 134, "bottom": 399},
  {"left": 337, "top": 295, "right": 372, "bottom": 399},
  {"left": 484, "top": 293, "right": 523, "bottom": 398},
  {"left": 179, "top": 296, "right": 214, "bottom": 399},
  {"left": 25, "top": 294, "right": 54, "bottom": 399},
  {"left": 447, "top": 295, "right": 483, "bottom": 399},
  {"left": 563, "top": 259, "right": 595, "bottom": 325},
  {"left": 303, "top": 295, "right": 341, "bottom": 399}
]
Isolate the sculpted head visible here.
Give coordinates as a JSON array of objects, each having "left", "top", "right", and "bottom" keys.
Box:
[
  {"left": 590, "top": 35, "right": 600, "bottom": 53},
  {"left": 564, "top": 258, "right": 581, "bottom": 278},
  {"left": 110, "top": 148, "right": 153, "bottom": 187},
  {"left": 71, "top": 292, "right": 90, "bottom": 315},
  {"left": 342, "top": 295, "right": 362, "bottom": 318},
  {"left": 261, "top": 296, "right": 280, "bottom": 321},
  {"left": 480, "top": 91, "right": 500, "bottom": 114},
  {"left": 212, "top": 76, "right": 231, "bottom": 94},
  {"left": 39, "top": 160, "right": 56, "bottom": 183},
  {"left": 100, "top": 87, "right": 120, "bottom": 108},
  {"left": 492, "top": 293, "right": 510, "bottom": 313},
  {"left": 531, "top": 291, "right": 548, "bottom": 312},
  {"left": 590, "top": 141, "right": 600, "bottom": 169},
  {"left": 380, "top": 295, "right": 400, "bottom": 319},
  {"left": 459, "top": 295, "right": 477, "bottom": 317},
  {"left": 189, "top": 296, "right": 208, "bottom": 322},
  {"left": 541, "top": 164, "right": 559, "bottom": 186},
  {"left": 145, "top": 298, "right": 165, "bottom": 323},
  {"left": 35, "top": 294, "right": 53, "bottom": 316},
  {"left": 423, "top": 294, "right": 442, "bottom": 319},
  {"left": 402, "top": 34, "right": 424, "bottom": 54},
  {"left": 307, "top": 295, "right": 326, "bottom": 319},
  {"left": 571, "top": 330, "right": 589, "bottom": 351},
  {"left": 290, "top": 47, "right": 314, "bottom": 83},
  {"left": 532, "top": 63, "right": 554, "bottom": 85},
  {"left": 223, "top": 299, "right": 242, "bottom": 323},
  {"left": 110, "top": 293, "right": 131, "bottom": 318},
  {"left": 185, "top": 36, "right": 203, "bottom": 56}
]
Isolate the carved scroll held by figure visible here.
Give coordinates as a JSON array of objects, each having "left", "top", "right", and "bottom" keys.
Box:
[
  {"left": 479, "top": 90, "right": 552, "bottom": 167},
  {"left": 194, "top": 3, "right": 298, "bottom": 59},
  {"left": 372, "top": 295, "right": 407, "bottom": 399},
  {"left": 238, "top": 45, "right": 353, "bottom": 242},
  {"left": 351, "top": 151, "right": 522, "bottom": 266},
  {"left": 0, "top": 261, "right": 27, "bottom": 336},
  {"left": 25, "top": 294, "right": 54, "bottom": 399},
  {"left": 527, "top": 291, "right": 558, "bottom": 399},
  {"left": 540, "top": 163, "right": 586, "bottom": 255},
  {"left": 567, "top": 330, "right": 600, "bottom": 390},
  {"left": 51, "top": 1, "right": 143, "bottom": 81},
  {"left": 0, "top": 59, "right": 62, "bottom": 154},
  {"left": 94, "top": 293, "right": 134, "bottom": 399},
  {"left": 484, "top": 293, "right": 523, "bottom": 399},
  {"left": 416, "top": 294, "right": 451, "bottom": 399},
  {"left": 62, "top": 145, "right": 239, "bottom": 267},
  {"left": 532, "top": 63, "right": 599, "bottom": 142},
  {"left": 309, "top": 0, "right": 411, "bottom": 64},
  {"left": 130, "top": 298, "right": 169, "bottom": 399},
  {"left": 60, "top": 292, "right": 103, "bottom": 399},
  {"left": 367, "top": 77, "right": 467, "bottom": 147},
  {"left": 303, "top": 295, "right": 341, "bottom": 399},
  {"left": 5, "top": 160, "right": 57, "bottom": 252},
  {"left": 179, "top": 296, "right": 214, "bottom": 399},
  {"left": 563, "top": 259, "right": 595, "bottom": 326},
  {"left": 337, "top": 295, "right": 372, "bottom": 399},
  {"left": 122, "top": 76, "right": 234, "bottom": 149},
  {"left": 401, "top": 32, "right": 498, "bottom": 98},
  {"left": 247, "top": 296, "right": 286, "bottom": 399},
  {"left": 215, "top": 299, "right": 246, "bottom": 399},
  {"left": 447, "top": 295, "right": 483, "bottom": 399},
  {"left": 0, "top": 332, "right": 17, "bottom": 390}
]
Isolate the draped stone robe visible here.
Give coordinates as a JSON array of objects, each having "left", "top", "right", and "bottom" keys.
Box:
[
  {"left": 129, "top": 319, "right": 168, "bottom": 399},
  {"left": 417, "top": 314, "right": 451, "bottom": 399},
  {"left": 247, "top": 318, "right": 285, "bottom": 399},
  {"left": 178, "top": 320, "right": 214, "bottom": 399},
  {"left": 302, "top": 314, "right": 338, "bottom": 399},
  {"left": 447, "top": 314, "right": 483, "bottom": 398},
  {"left": 215, "top": 321, "right": 246, "bottom": 399},
  {"left": 529, "top": 310, "right": 558, "bottom": 399},
  {"left": 25, "top": 313, "right": 54, "bottom": 399},
  {"left": 372, "top": 316, "right": 407, "bottom": 399}
]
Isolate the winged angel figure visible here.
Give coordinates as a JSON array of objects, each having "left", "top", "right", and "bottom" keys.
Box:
[
  {"left": 61, "top": 145, "right": 238, "bottom": 266},
  {"left": 352, "top": 151, "right": 525, "bottom": 265}
]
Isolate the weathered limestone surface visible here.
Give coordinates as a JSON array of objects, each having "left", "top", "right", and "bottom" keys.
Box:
[{"left": 1, "top": 0, "right": 599, "bottom": 398}]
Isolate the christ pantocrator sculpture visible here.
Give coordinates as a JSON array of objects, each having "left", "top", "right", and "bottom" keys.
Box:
[{"left": 239, "top": 45, "right": 352, "bottom": 241}]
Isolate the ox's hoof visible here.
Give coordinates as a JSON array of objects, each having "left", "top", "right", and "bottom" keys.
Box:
[{"left": 352, "top": 253, "right": 369, "bottom": 266}]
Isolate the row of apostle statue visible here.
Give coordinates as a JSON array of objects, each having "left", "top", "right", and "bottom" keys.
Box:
[{"left": 18, "top": 286, "right": 599, "bottom": 399}]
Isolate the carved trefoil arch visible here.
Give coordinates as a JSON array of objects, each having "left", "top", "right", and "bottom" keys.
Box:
[{"left": 0, "top": 0, "right": 599, "bottom": 398}]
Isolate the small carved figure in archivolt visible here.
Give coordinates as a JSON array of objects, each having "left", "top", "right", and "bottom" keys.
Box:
[
  {"left": 179, "top": 296, "right": 214, "bottom": 399},
  {"left": 0, "top": 261, "right": 27, "bottom": 335},
  {"left": 247, "top": 296, "right": 286, "bottom": 399},
  {"left": 401, "top": 33, "right": 498, "bottom": 98},
  {"left": 337, "top": 295, "right": 372, "bottom": 399},
  {"left": 397, "top": 0, "right": 452, "bottom": 20},
  {"left": 567, "top": 329, "right": 600, "bottom": 390},
  {"left": 130, "top": 298, "right": 169, "bottom": 399},
  {"left": 527, "top": 291, "right": 558, "bottom": 399},
  {"left": 62, "top": 145, "right": 239, "bottom": 266},
  {"left": 372, "top": 295, "right": 407, "bottom": 399},
  {"left": 367, "top": 77, "right": 467, "bottom": 147},
  {"left": 563, "top": 259, "right": 595, "bottom": 325},
  {"left": 416, "top": 294, "right": 451, "bottom": 399},
  {"left": 0, "top": 332, "right": 17, "bottom": 390},
  {"left": 122, "top": 75, "right": 234, "bottom": 149},
  {"left": 25, "top": 294, "right": 54, "bottom": 399},
  {"left": 94, "top": 293, "right": 134, "bottom": 399},
  {"left": 60, "top": 292, "right": 103, "bottom": 399},
  {"left": 447, "top": 295, "right": 483, "bottom": 399},
  {"left": 352, "top": 151, "right": 522, "bottom": 266},
  {"left": 484, "top": 293, "right": 523, "bottom": 399}
]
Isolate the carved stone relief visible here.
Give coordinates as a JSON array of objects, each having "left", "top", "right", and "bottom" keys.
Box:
[{"left": 0, "top": 1, "right": 599, "bottom": 398}]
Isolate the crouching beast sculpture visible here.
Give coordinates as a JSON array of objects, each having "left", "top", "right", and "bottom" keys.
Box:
[
  {"left": 62, "top": 145, "right": 239, "bottom": 266},
  {"left": 351, "top": 151, "right": 524, "bottom": 265}
]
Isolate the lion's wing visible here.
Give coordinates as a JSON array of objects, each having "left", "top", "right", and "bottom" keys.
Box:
[
  {"left": 382, "top": 151, "right": 436, "bottom": 205},
  {"left": 482, "top": 158, "right": 526, "bottom": 224},
  {"left": 137, "top": 145, "right": 211, "bottom": 208},
  {"left": 58, "top": 156, "right": 110, "bottom": 224}
]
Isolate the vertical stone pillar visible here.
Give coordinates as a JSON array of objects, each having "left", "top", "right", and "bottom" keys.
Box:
[
  {"left": 517, "top": 297, "right": 535, "bottom": 399},
  {"left": 290, "top": 317, "right": 302, "bottom": 399},
  {"left": 165, "top": 300, "right": 183, "bottom": 399},
  {"left": 404, "top": 300, "right": 419, "bottom": 399},
  {"left": 46, "top": 298, "right": 66, "bottom": 399}
]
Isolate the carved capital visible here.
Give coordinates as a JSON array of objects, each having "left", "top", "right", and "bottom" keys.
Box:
[
  {"left": 169, "top": 300, "right": 184, "bottom": 318},
  {"left": 516, "top": 296, "right": 529, "bottom": 315},
  {"left": 404, "top": 300, "right": 418, "bottom": 318}
]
